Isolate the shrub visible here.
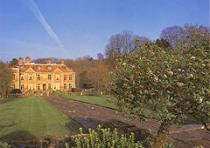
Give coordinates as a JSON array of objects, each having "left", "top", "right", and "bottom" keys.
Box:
[
  {"left": 9, "top": 89, "right": 22, "bottom": 98},
  {"left": 0, "top": 142, "right": 10, "bottom": 148},
  {"left": 9, "top": 89, "right": 22, "bottom": 94},
  {"left": 1, "top": 126, "right": 153, "bottom": 147},
  {"left": 72, "top": 125, "right": 145, "bottom": 148},
  {"left": 111, "top": 45, "right": 210, "bottom": 147}
]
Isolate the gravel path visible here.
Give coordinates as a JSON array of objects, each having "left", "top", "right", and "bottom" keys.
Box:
[{"left": 45, "top": 96, "right": 210, "bottom": 148}]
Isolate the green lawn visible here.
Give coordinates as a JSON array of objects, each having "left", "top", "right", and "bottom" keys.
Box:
[
  {"left": 69, "top": 96, "right": 118, "bottom": 109},
  {"left": 0, "top": 97, "right": 80, "bottom": 142}
]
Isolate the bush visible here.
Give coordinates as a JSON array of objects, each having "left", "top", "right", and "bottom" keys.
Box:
[
  {"left": 8, "top": 89, "right": 22, "bottom": 98},
  {"left": 1, "top": 126, "right": 153, "bottom": 147},
  {"left": 0, "top": 142, "right": 10, "bottom": 148},
  {"left": 72, "top": 125, "right": 145, "bottom": 148},
  {"left": 72, "top": 88, "right": 82, "bottom": 92},
  {"left": 9, "top": 89, "right": 22, "bottom": 94}
]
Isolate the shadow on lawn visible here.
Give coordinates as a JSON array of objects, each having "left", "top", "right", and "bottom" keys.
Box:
[
  {"left": 0, "top": 97, "right": 19, "bottom": 104},
  {"left": 0, "top": 130, "right": 37, "bottom": 143}
]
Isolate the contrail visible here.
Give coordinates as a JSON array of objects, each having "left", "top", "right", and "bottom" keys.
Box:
[{"left": 23, "top": 0, "right": 65, "bottom": 51}]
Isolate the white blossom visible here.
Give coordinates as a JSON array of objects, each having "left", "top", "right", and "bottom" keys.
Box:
[
  {"left": 177, "top": 82, "right": 184, "bottom": 87},
  {"left": 190, "top": 56, "right": 196, "bottom": 60},
  {"left": 122, "top": 62, "right": 127, "bottom": 66},
  {"left": 147, "top": 69, "right": 153, "bottom": 75},
  {"left": 154, "top": 76, "right": 159, "bottom": 81},
  {"left": 202, "top": 64, "right": 206, "bottom": 67},
  {"left": 197, "top": 97, "right": 203, "bottom": 103},
  {"left": 167, "top": 71, "right": 173, "bottom": 76},
  {"left": 131, "top": 65, "right": 135, "bottom": 68},
  {"left": 189, "top": 74, "right": 193, "bottom": 78}
]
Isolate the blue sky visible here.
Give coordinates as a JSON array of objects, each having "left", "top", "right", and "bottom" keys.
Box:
[{"left": 0, "top": 0, "right": 209, "bottom": 61}]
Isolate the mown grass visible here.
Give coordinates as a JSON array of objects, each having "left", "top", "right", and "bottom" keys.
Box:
[
  {"left": 53, "top": 92, "right": 118, "bottom": 109},
  {"left": 70, "top": 96, "right": 118, "bottom": 109},
  {"left": 0, "top": 97, "right": 80, "bottom": 142}
]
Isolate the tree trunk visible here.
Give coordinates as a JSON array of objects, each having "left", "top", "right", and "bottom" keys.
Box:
[{"left": 152, "top": 121, "right": 172, "bottom": 148}]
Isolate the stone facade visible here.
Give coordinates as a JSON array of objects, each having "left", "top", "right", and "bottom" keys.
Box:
[{"left": 11, "top": 57, "right": 75, "bottom": 93}]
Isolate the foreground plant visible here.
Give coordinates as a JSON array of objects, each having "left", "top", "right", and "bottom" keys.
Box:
[
  {"left": 72, "top": 125, "right": 144, "bottom": 148},
  {"left": 111, "top": 44, "right": 210, "bottom": 148},
  {"left": 0, "top": 142, "right": 10, "bottom": 148}
]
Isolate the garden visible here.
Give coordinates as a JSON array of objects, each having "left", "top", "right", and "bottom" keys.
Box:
[
  {"left": 0, "top": 97, "right": 149, "bottom": 147},
  {"left": 0, "top": 97, "right": 80, "bottom": 142}
]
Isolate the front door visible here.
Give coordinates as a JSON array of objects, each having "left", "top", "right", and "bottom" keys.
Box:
[{"left": 43, "top": 84, "right": 46, "bottom": 91}]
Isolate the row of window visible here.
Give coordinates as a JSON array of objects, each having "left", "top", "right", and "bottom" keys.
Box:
[
  {"left": 17, "top": 74, "right": 72, "bottom": 81},
  {"left": 37, "top": 66, "right": 52, "bottom": 70},
  {"left": 20, "top": 83, "right": 72, "bottom": 90}
]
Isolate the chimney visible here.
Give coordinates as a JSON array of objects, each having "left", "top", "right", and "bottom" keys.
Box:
[
  {"left": 60, "top": 59, "right": 64, "bottom": 64},
  {"left": 47, "top": 59, "right": 52, "bottom": 64},
  {"left": 18, "top": 57, "right": 23, "bottom": 65},
  {"left": 25, "top": 56, "right": 31, "bottom": 64}
]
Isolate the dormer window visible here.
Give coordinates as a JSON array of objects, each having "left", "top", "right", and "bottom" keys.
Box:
[{"left": 48, "top": 66, "right": 52, "bottom": 70}]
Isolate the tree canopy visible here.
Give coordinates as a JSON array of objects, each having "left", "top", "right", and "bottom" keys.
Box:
[
  {"left": 0, "top": 61, "right": 12, "bottom": 98},
  {"left": 111, "top": 43, "right": 210, "bottom": 147}
]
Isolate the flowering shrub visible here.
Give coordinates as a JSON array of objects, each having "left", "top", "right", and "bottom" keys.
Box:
[{"left": 111, "top": 45, "right": 210, "bottom": 147}]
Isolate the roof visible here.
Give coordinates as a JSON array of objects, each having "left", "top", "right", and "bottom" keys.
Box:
[{"left": 18, "top": 63, "right": 73, "bottom": 73}]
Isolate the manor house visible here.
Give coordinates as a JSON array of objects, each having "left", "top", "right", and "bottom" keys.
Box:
[{"left": 11, "top": 57, "right": 75, "bottom": 93}]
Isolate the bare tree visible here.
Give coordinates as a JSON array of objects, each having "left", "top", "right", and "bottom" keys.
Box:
[
  {"left": 105, "top": 31, "right": 135, "bottom": 57},
  {"left": 161, "top": 24, "right": 210, "bottom": 50},
  {"left": 105, "top": 31, "right": 150, "bottom": 68},
  {"left": 97, "top": 53, "right": 104, "bottom": 61}
]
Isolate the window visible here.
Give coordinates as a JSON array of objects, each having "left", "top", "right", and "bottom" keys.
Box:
[
  {"left": 69, "top": 75, "right": 72, "bottom": 80},
  {"left": 38, "top": 66, "right": 41, "bottom": 70},
  {"left": 12, "top": 74, "right": 15, "bottom": 80},
  {"left": 37, "top": 74, "right": 40, "bottom": 80},
  {"left": 64, "top": 75, "right": 67, "bottom": 81},
  {"left": 29, "top": 75, "right": 33, "bottom": 80},
  {"left": 64, "top": 84, "right": 67, "bottom": 89},
  {"left": 37, "top": 84, "right": 40, "bottom": 90},
  {"left": 56, "top": 75, "right": 59, "bottom": 80},
  {"left": 12, "top": 84, "right": 15, "bottom": 89},
  {"left": 48, "top": 74, "right": 51, "bottom": 80},
  {"left": 69, "top": 84, "right": 72, "bottom": 89}
]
